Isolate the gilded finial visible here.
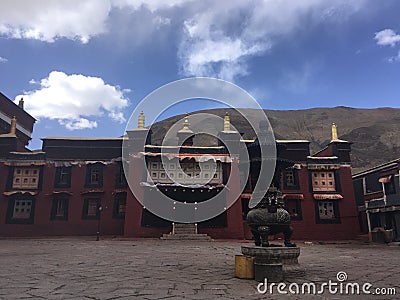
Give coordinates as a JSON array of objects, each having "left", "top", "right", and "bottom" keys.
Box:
[
  {"left": 183, "top": 112, "right": 190, "bottom": 130},
  {"left": 10, "top": 116, "right": 17, "bottom": 135},
  {"left": 331, "top": 122, "right": 338, "bottom": 141},
  {"left": 224, "top": 112, "right": 230, "bottom": 131},
  {"left": 138, "top": 111, "right": 145, "bottom": 129}
]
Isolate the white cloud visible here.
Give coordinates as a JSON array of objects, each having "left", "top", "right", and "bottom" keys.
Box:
[
  {"left": 374, "top": 29, "right": 400, "bottom": 47},
  {"left": 0, "top": 56, "right": 7, "bottom": 63},
  {"left": 112, "top": 0, "right": 190, "bottom": 12},
  {"left": 16, "top": 71, "right": 129, "bottom": 130},
  {"left": 0, "top": 0, "right": 184, "bottom": 43},
  {"left": 388, "top": 50, "right": 400, "bottom": 63},
  {"left": 0, "top": 1, "right": 113, "bottom": 43},
  {"left": 1, "top": 0, "right": 366, "bottom": 81},
  {"left": 60, "top": 118, "right": 98, "bottom": 131},
  {"left": 178, "top": 0, "right": 365, "bottom": 81}
]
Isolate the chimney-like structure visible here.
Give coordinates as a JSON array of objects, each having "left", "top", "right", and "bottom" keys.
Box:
[
  {"left": 138, "top": 111, "right": 145, "bottom": 129},
  {"left": 218, "top": 112, "right": 241, "bottom": 156},
  {"left": 223, "top": 112, "right": 231, "bottom": 132},
  {"left": 177, "top": 113, "right": 194, "bottom": 146},
  {"left": 315, "top": 122, "right": 352, "bottom": 164},
  {"left": 18, "top": 97, "right": 24, "bottom": 109},
  {"left": 126, "top": 111, "right": 151, "bottom": 153},
  {"left": 10, "top": 116, "right": 17, "bottom": 135}
]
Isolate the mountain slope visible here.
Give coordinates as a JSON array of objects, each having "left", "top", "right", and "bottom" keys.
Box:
[{"left": 149, "top": 106, "right": 400, "bottom": 173}]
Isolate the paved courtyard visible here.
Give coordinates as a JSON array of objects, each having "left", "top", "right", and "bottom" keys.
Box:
[{"left": 0, "top": 238, "right": 399, "bottom": 300}]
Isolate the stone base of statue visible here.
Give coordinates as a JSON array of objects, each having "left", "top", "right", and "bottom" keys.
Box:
[{"left": 241, "top": 245, "right": 304, "bottom": 282}]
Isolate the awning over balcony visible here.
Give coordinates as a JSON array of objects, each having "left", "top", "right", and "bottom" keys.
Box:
[
  {"left": 80, "top": 190, "right": 105, "bottom": 195},
  {"left": 379, "top": 175, "right": 392, "bottom": 183},
  {"left": 282, "top": 193, "right": 304, "bottom": 200},
  {"left": 3, "top": 161, "right": 46, "bottom": 166},
  {"left": 240, "top": 193, "right": 252, "bottom": 199},
  {"left": 47, "top": 191, "right": 73, "bottom": 196},
  {"left": 113, "top": 189, "right": 127, "bottom": 194},
  {"left": 140, "top": 182, "right": 226, "bottom": 190},
  {"left": 138, "top": 152, "right": 233, "bottom": 163},
  {"left": 313, "top": 194, "right": 343, "bottom": 200},
  {"left": 3, "top": 191, "right": 38, "bottom": 196}
]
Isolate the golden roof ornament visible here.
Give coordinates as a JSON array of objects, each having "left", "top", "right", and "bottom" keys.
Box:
[
  {"left": 224, "top": 112, "right": 231, "bottom": 131},
  {"left": 183, "top": 113, "right": 190, "bottom": 130},
  {"left": 178, "top": 112, "right": 193, "bottom": 133},
  {"left": 138, "top": 111, "right": 145, "bottom": 129},
  {"left": 331, "top": 122, "right": 338, "bottom": 141}
]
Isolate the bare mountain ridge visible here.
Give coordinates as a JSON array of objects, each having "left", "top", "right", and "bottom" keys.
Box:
[{"left": 149, "top": 106, "right": 400, "bottom": 173}]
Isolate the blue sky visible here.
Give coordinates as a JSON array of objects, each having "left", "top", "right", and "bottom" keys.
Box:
[{"left": 0, "top": 0, "right": 400, "bottom": 149}]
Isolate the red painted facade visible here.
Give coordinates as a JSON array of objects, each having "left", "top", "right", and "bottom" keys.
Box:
[{"left": 0, "top": 93, "right": 360, "bottom": 240}]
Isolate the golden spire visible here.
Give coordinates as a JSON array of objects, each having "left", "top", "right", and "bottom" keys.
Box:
[
  {"left": 223, "top": 112, "right": 230, "bottom": 131},
  {"left": 10, "top": 116, "right": 17, "bottom": 135},
  {"left": 138, "top": 111, "right": 145, "bottom": 129},
  {"left": 331, "top": 122, "right": 338, "bottom": 141},
  {"left": 183, "top": 112, "right": 190, "bottom": 130}
]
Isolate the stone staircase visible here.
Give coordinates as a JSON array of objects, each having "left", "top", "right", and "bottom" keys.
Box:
[{"left": 161, "top": 223, "right": 212, "bottom": 241}]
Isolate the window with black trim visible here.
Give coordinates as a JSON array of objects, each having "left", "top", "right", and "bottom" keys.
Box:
[
  {"left": 365, "top": 173, "right": 382, "bottom": 193},
  {"left": 241, "top": 197, "right": 250, "bottom": 220},
  {"left": 384, "top": 177, "right": 396, "bottom": 195},
  {"left": 312, "top": 171, "right": 336, "bottom": 192},
  {"left": 82, "top": 198, "right": 101, "bottom": 219},
  {"left": 51, "top": 195, "right": 69, "bottom": 220},
  {"left": 6, "top": 195, "right": 35, "bottom": 224},
  {"left": 113, "top": 193, "right": 126, "bottom": 219},
  {"left": 54, "top": 167, "right": 71, "bottom": 188},
  {"left": 283, "top": 169, "right": 299, "bottom": 189},
  {"left": 12, "top": 167, "right": 40, "bottom": 189},
  {"left": 115, "top": 162, "right": 127, "bottom": 187},
  {"left": 284, "top": 199, "right": 302, "bottom": 220},
  {"left": 315, "top": 200, "right": 340, "bottom": 224},
  {"left": 85, "top": 164, "right": 103, "bottom": 188}
]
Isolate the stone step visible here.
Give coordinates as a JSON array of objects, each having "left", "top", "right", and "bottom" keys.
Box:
[
  {"left": 161, "top": 234, "right": 213, "bottom": 241},
  {"left": 173, "top": 223, "right": 197, "bottom": 234},
  {"left": 173, "top": 229, "right": 197, "bottom": 234},
  {"left": 173, "top": 223, "right": 196, "bottom": 228}
]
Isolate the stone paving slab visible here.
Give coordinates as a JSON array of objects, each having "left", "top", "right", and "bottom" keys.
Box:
[{"left": 0, "top": 238, "right": 399, "bottom": 299}]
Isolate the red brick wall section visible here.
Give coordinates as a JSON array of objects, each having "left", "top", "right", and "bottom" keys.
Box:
[
  {"left": 0, "top": 162, "right": 125, "bottom": 237},
  {"left": 0, "top": 158, "right": 361, "bottom": 240},
  {"left": 123, "top": 156, "right": 171, "bottom": 238},
  {"left": 286, "top": 166, "right": 360, "bottom": 240},
  {"left": 314, "top": 145, "right": 333, "bottom": 157}
]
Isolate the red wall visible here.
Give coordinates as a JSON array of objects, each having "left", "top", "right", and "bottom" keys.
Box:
[
  {"left": 1, "top": 159, "right": 360, "bottom": 240},
  {"left": 0, "top": 162, "right": 125, "bottom": 237},
  {"left": 285, "top": 166, "right": 360, "bottom": 240}
]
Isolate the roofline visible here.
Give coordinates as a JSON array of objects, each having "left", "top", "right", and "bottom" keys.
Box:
[
  {"left": 145, "top": 145, "right": 225, "bottom": 149},
  {"left": 42, "top": 137, "right": 125, "bottom": 141},
  {"left": 0, "top": 92, "right": 36, "bottom": 122},
  {"left": 276, "top": 139, "right": 310, "bottom": 143},
  {"left": 352, "top": 158, "right": 400, "bottom": 178}
]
